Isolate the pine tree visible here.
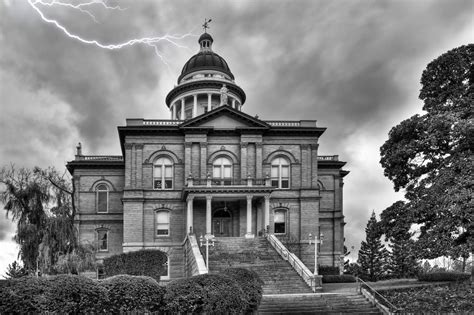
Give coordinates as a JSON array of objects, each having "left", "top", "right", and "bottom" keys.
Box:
[
  {"left": 358, "top": 211, "right": 389, "bottom": 281},
  {"left": 389, "top": 228, "right": 420, "bottom": 278}
]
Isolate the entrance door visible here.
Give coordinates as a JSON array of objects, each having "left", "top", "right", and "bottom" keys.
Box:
[{"left": 212, "top": 209, "right": 232, "bottom": 237}]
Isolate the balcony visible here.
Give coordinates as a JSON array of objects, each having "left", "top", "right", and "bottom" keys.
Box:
[
  {"left": 187, "top": 177, "right": 270, "bottom": 187},
  {"left": 317, "top": 155, "right": 339, "bottom": 161}
]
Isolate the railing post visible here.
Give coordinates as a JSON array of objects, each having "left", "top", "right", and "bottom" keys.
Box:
[
  {"left": 247, "top": 174, "right": 252, "bottom": 186},
  {"left": 206, "top": 172, "right": 211, "bottom": 187},
  {"left": 187, "top": 173, "right": 193, "bottom": 187},
  {"left": 265, "top": 173, "right": 271, "bottom": 186}
]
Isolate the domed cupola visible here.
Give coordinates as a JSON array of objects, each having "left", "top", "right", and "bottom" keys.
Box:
[{"left": 166, "top": 26, "right": 246, "bottom": 121}]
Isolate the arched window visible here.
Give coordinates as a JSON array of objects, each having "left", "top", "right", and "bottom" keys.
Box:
[
  {"left": 274, "top": 209, "right": 287, "bottom": 234},
  {"left": 271, "top": 157, "right": 290, "bottom": 189},
  {"left": 156, "top": 210, "right": 170, "bottom": 236},
  {"left": 96, "top": 184, "right": 109, "bottom": 213},
  {"left": 154, "top": 157, "right": 173, "bottom": 189},
  {"left": 213, "top": 157, "right": 232, "bottom": 185},
  {"left": 97, "top": 230, "right": 108, "bottom": 251}
]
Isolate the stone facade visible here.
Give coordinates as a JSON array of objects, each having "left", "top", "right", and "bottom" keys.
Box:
[{"left": 66, "top": 32, "right": 348, "bottom": 280}]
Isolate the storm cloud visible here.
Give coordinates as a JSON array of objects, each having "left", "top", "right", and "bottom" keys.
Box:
[{"left": 0, "top": 0, "right": 472, "bottom": 270}]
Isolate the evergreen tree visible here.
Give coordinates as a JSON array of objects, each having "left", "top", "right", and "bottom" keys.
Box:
[
  {"left": 389, "top": 228, "right": 420, "bottom": 278},
  {"left": 358, "top": 211, "right": 389, "bottom": 281}
]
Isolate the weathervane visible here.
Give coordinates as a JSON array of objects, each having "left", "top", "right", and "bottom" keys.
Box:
[{"left": 203, "top": 18, "right": 212, "bottom": 33}]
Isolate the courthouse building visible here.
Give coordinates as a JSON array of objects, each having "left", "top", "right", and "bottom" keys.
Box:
[{"left": 67, "top": 31, "right": 349, "bottom": 279}]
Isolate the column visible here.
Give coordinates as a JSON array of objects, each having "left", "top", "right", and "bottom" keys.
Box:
[
  {"left": 180, "top": 98, "right": 185, "bottom": 120},
  {"left": 172, "top": 103, "right": 176, "bottom": 120},
  {"left": 193, "top": 94, "right": 197, "bottom": 118},
  {"left": 264, "top": 195, "right": 270, "bottom": 233},
  {"left": 246, "top": 195, "right": 254, "bottom": 238},
  {"left": 186, "top": 195, "right": 194, "bottom": 234},
  {"left": 206, "top": 195, "right": 212, "bottom": 236},
  {"left": 207, "top": 93, "right": 212, "bottom": 112},
  {"left": 232, "top": 99, "right": 236, "bottom": 110}
]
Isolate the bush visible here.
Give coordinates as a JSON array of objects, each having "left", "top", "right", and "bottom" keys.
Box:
[
  {"left": 223, "top": 268, "right": 264, "bottom": 312},
  {"left": 0, "top": 276, "right": 51, "bottom": 314},
  {"left": 319, "top": 265, "right": 340, "bottom": 275},
  {"left": 322, "top": 275, "right": 357, "bottom": 283},
  {"left": 99, "top": 274, "right": 165, "bottom": 312},
  {"left": 163, "top": 274, "right": 246, "bottom": 314},
  {"left": 103, "top": 249, "right": 167, "bottom": 281},
  {"left": 42, "top": 274, "right": 108, "bottom": 313},
  {"left": 418, "top": 272, "right": 470, "bottom": 282}
]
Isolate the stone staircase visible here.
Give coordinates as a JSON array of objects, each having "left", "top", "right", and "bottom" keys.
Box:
[
  {"left": 208, "top": 237, "right": 313, "bottom": 294},
  {"left": 258, "top": 293, "right": 381, "bottom": 314}
]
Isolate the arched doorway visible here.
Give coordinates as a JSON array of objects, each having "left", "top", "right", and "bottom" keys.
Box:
[{"left": 212, "top": 208, "right": 232, "bottom": 237}]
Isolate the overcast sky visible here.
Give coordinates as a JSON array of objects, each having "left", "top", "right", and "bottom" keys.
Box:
[{"left": 0, "top": 0, "right": 472, "bottom": 276}]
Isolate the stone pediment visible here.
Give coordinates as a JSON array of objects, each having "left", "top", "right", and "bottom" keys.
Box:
[{"left": 179, "top": 105, "right": 270, "bottom": 130}]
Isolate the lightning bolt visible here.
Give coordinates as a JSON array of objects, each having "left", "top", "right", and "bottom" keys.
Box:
[{"left": 27, "top": 0, "right": 195, "bottom": 66}]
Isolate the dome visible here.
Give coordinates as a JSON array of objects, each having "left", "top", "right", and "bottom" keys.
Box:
[
  {"left": 177, "top": 32, "right": 234, "bottom": 83},
  {"left": 178, "top": 51, "right": 234, "bottom": 82}
]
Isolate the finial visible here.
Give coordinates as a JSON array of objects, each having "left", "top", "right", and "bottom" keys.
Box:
[{"left": 202, "top": 18, "right": 212, "bottom": 33}]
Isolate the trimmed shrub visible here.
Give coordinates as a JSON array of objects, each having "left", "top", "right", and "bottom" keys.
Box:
[
  {"left": 163, "top": 273, "right": 246, "bottom": 314},
  {"left": 223, "top": 268, "right": 264, "bottom": 312},
  {"left": 103, "top": 249, "right": 167, "bottom": 281},
  {"left": 319, "top": 265, "right": 340, "bottom": 275},
  {"left": 42, "top": 274, "right": 108, "bottom": 313},
  {"left": 322, "top": 275, "right": 357, "bottom": 283},
  {"left": 99, "top": 274, "right": 165, "bottom": 312},
  {"left": 418, "top": 272, "right": 470, "bottom": 282},
  {"left": 0, "top": 276, "right": 51, "bottom": 314}
]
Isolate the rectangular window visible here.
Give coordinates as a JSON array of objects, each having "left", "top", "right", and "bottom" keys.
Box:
[
  {"left": 156, "top": 211, "right": 170, "bottom": 236},
  {"left": 274, "top": 212, "right": 286, "bottom": 234},
  {"left": 98, "top": 230, "right": 108, "bottom": 251},
  {"left": 97, "top": 191, "right": 108, "bottom": 213},
  {"left": 160, "top": 256, "right": 169, "bottom": 280}
]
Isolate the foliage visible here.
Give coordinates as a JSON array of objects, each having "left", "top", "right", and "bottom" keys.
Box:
[
  {"left": 358, "top": 211, "right": 389, "bottom": 281},
  {"left": 343, "top": 245, "right": 351, "bottom": 272},
  {"left": 382, "top": 283, "right": 473, "bottom": 313},
  {"left": 418, "top": 272, "right": 471, "bottom": 282},
  {"left": 318, "top": 265, "right": 340, "bottom": 275},
  {"left": 5, "top": 261, "right": 28, "bottom": 279},
  {"left": 344, "top": 262, "right": 362, "bottom": 276},
  {"left": 322, "top": 275, "right": 356, "bottom": 283},
  {"left": 0, "top": 276, "right": 51, "bottom": 314},
  {"left": 222, "top": 268, "right": 264, "bottom": 312},
  {"left": 41, "top": 275, "right": 108, "bottom": 313},
  {"left": 103, "top": 249, "right": 167, "bottom": 281},
  {"left": 0, "top": 166, "right": 78, "bottom": 273},
  {"left": 379, "top": 44, "right": 473, "bottom": 260},
  {"left": 163, "top": 273, "right": 246, "bottom": 314},
  {"left": 54, "top": 243, "right": 97, "bottom": 274},
  {"left": 99, "top": 274, "right": 165, "bottom": 313}
]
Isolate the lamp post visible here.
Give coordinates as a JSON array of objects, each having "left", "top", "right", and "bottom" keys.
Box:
[
  {"left": 199, "top": 234, "right": 215, "bottom": 268},
  {"left": 308, "top": 232, "right": 324, "bottom": 275}
]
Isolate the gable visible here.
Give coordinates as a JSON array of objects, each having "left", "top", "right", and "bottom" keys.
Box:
[{"left": 197, "top": 114, "right": 252, "bottom": 129}]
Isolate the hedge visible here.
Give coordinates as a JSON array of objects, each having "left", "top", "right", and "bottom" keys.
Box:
[
  {"left": 42, "top": 275, "right": 109, "bottom": 313},
  {"left": 0, "top": 276, "right": 51, "bottom": 314},
  {"left": 163, "top": 273, "right": 247, "bottom": 314},
  {"left": 222, "top": 268, "right": 264, "bottom": 312},
  {"left": 418, "top": 272, "right": 470, "bottom": 282},
  {"left": 103, "top": 249, "right": 167, "bottom": 281},
  {"left": 318, "top": 265, "right": 340, "bottom": 275},
  {"left": 322, "top": 275, "right": 357, "bottom": 283},
  {"left": 99, "top": 274, "right": 165, "bottom": 312}
]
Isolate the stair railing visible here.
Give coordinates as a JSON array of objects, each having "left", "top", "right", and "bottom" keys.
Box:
[
  {"left": 356, "top": 277, "right": 401, "bottom": 314},
  {"left": 266, "top": 234, "right": 321, "bottom": 292},
  {"left": 184, "top": 234, "right": 208, "bottom": 276}
]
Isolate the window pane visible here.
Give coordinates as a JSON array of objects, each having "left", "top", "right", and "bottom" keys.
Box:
[
  {"left": 156, "top": 211, "right": 169, "bottom": 223},
  {"left": 275, "top": 222, "right": 285, "bottom": 234},
  {"left": 275, "top": 212, "right": 285, "bottom": 223},
  {"left": 271, "top": 180, "right": 279, "bottom": 187},
  {"left": 98, "top": 231, "right": 107, "bottom": 250},
  {"left": 224, "top": 165, "right": 232, "bottom": 178},
  {"left": 154, "top": 180, "right": 162, "bottom": 189},
  {"left": 164, "top": 180, "right": 172, "bottom": 189},
  {"left": 281, "top": 180, "right": 289, "bottom": 188},
  {"left": 213, "top": 166, "right": 221, "bottom": 178},
  {"left": 154, "top": 166, "right": 162, "bottom": 177},
  {"left": 165, "top": 166, "right": 172, "bottom": 177},
  {"left": 97, "top": 191, "right": 107, "bottom": 212},
  {"left": 271, "top": 166, "right": 278, "bottom": 177},
  {"left": 281, "top": 166, "right": 289, "bottom": 177}
]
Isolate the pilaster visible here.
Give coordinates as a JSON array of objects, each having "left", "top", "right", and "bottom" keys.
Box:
[
  {"left": 200, "top": 142, "right": 207, "bottom": 178},
  {"left": 240, "top": 142, "right": 248, "bottom": 180},
  {"left": 256, "top": 142, "right": 263, "bottom": 179},
  {"left": 184, "top": 142, "right": 192, "bottom": 178}
]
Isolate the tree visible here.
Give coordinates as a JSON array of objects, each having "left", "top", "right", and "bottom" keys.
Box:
[
  {"left": 5, "top": 261, "right": 28, "bottom": 279},
  {"left": 358, "top": 211, "right": 389, "bottom": 281},
  {"left": 380, "top": 44, "right": 473, "bottom": 262},
  {"left": 0, "top": 166, "right": 78, "bottom": 274}
]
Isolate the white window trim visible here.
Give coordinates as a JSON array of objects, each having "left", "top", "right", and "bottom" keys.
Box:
[
  {"left": 155, "top": 210, "right": 170, "bottom": 237},
  {"left": 271, "top": 158, "right": 290, "bottom": 189},
  {"left": 212, "top": 157, "right": 233, "bottom": 185},
  {"left": 274, "top": 209, "right": 287, "bottom": 235},
  {"left": 96, "top": 184, "right": 109, "bottom": 213},
  {"left": 97, "top": 229, "right": 109, "bottom": 252}
]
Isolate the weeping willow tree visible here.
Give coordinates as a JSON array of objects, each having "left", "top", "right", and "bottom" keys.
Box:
[{"left": 0, "top": 165, "right": 81, "bottom": 274}]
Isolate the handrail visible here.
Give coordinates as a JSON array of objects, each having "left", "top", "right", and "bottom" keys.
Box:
[
  {"left": 82, "top": 155, "right": 123, "bottom": 161},
  {"left": 184, "top": 235, "right": 208, "bottom": 276},
  {"left": 266, "top": 234, "right": 319, "bottom": 292},
  {"left": 356, "top": 277, "right": 401, "bottom": 314}
]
